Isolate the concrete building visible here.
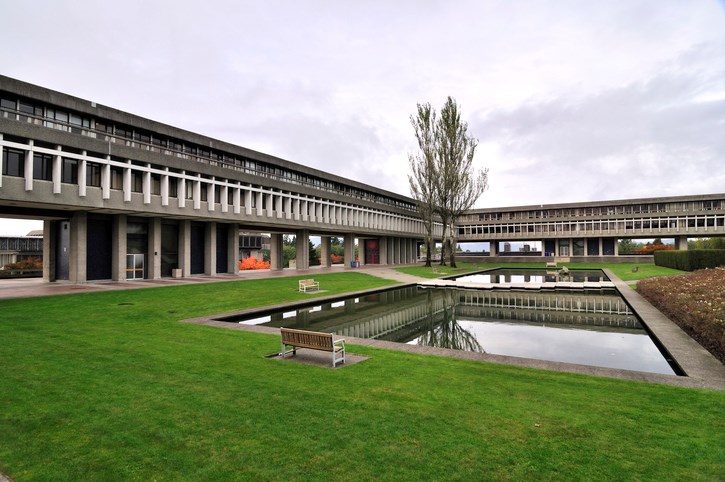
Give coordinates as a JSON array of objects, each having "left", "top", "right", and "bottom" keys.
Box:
[
  {"left": 1, "top": 75, "right": 428, "bottom": 282},
  {"left": 457, "top": 194, "right": 725, "bottom": 261},
  {"left": 1, "top": 75, "right": 724, "bottom": 282}
]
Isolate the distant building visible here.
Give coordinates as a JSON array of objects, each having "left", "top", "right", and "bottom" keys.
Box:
[{"left": 0, "top": 234, "right": 43, "bottom": 267}]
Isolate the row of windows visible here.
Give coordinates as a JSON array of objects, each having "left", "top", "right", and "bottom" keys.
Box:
[
  {"left": 3, "top": 147, "right": 422, "bottom": 223},
  {"left": 1, "top": 93, "right": 416, "bottom": 212},
  {"left": 0, "top": 237, "right": 43, "bottom": 251},
  {"left": 470, "top": 200, "right": 724, "bottom": 222},
  {"left": 459, "top": 216, "right": 725, "bottom": 236}
]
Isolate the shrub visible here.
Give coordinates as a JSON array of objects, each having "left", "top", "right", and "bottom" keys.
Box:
[
  {"left": 654, "top": 250, "right": 725, "bottom": 271},
  {"left": 3, "top": 257, "right": 42, "bottom": 270},
  {"left": 238, "top": 256, "right": 271, "bottom": 270},
  {"left": 330, "top": 254, "right": 344, "bottom": 264}
]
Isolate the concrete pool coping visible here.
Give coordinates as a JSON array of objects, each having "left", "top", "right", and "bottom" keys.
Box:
[{"left": 183, "top": 270, "right": 725, "bottom": 392}]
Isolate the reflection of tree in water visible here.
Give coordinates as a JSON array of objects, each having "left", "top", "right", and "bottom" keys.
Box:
[{"left": 418, "top": 289, "right": 485, "bottom": 353}]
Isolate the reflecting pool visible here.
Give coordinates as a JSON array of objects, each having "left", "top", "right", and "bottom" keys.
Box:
[
  {"left": 219, "top": 285, "right": 677, "bottom": 375},
  {"left": 452, "top": 268, "right": 609, "bottom": 284}
]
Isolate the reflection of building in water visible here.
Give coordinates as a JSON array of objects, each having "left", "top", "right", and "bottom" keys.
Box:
[
  {"left": 457, "top": 289, "right": 640, "bottom": 328},
  {"left": 241, "top": 286, "right": 642, "bottom": 344}
]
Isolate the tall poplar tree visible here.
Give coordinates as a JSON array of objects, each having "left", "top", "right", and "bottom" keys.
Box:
[
  {"left": 409, "top": 97, "right": 488, "bottom": 268},
  {"left": 408, "top": 103, "right": 437, "bottom": 267}
]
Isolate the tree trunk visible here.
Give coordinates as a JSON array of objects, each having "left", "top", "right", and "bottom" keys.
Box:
[
  {"left": 449, "top": 233, "right": 457, "bottom": 268},
  {"left": 424, "top": 238, "right": 432, "bottom": 267}
]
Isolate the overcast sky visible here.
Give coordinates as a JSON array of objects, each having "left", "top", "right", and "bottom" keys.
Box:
[{"left": 1, "top": 0, "right": 724, "bottom": 236}]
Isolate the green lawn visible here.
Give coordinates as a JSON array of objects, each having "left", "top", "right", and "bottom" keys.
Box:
[
  {"left": 1, "top": 272, "right": 723, "bottom": 481},
  {"left": 396, "top": 261, "right": 686, "bottom": 282}
]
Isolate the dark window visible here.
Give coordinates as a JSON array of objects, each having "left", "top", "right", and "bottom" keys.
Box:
[
  {"left": 62, "top": 158, "right": 78, "bottom": 184},
  {"left": 86, "top": 162, "right": 102, "bottom": 187},
  {"left": 169, "top": 177, "right": 178, "bottom": 198},
  {"left": 2, "top": 148, "right": 25, "bottom": 177},
  {"left": 95, "top": 121, "right": 113, "bottom": 133},
  {"left": 33, "top": 153, "right": 53, "bottom": 180},
  {"left": 131, "top": 172, "right": 143, "bottom": 192},
  {"left": 185, "top": 180, "right": 194, "bottom": 199},
  {"left": 152, "top": 174, "right": 161, "bottom": 195},
  {"left": 1, "top": 98, "right": 15, "bottom": 110},
  {"left": 200, "top": 185, "right": 208, "bottom": 202},
  {"left": 110, "top": 166, "right": 123, "bottom": 190}
]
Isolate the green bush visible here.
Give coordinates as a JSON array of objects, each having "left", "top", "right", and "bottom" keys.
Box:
[{"left": 654, "top": 249, "right": 725, "bottom": 271}]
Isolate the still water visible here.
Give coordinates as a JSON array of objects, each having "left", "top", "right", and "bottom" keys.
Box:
[
  {"left": 220, "top": 286, "right": 676, "bottom": 375},
  {"left": 452, "top": 268, "right": 610, "bottom": 284}
]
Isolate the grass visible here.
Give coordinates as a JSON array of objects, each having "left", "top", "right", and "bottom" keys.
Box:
[
  {"left": 396, "top": 261, "right": 687, "bottom": 282},
  {"left": 2, "top": 271, "right": 724, "bottom": 480}
]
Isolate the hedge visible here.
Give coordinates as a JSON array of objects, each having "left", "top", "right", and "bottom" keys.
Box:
[{"left": 654, "top": 249, "right": 725, "bottom": 271}]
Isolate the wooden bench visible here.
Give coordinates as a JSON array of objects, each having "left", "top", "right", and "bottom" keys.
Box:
[
  {"left": 280, "top": 328, "right": 345, "bottom": 367},
  {"left": 298, "top": 279, "right": 320, "bottom": 292}
]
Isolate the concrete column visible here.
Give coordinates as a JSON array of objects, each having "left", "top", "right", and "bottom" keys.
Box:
[
  {"left": 401, "top": 238, "right": 408, "bottom": 264},
  {"left": 69, "top": 212, "right": 87, "bottom": 283},
  {"left": 122, "top": 162, "right": 131, "bottom": 202},
  {"left": 614, "top": 238, "right": 619, "bottom": 256},
  {"left": 161, "top": 168, "right": 169, "bottom": 206},
  {"left": 179, "top": 220, "right": 191, "bottom": 277},
  {"left": 205, "top": 222, "right": 216, "bottom": 276},
  {"left": 245, "top": 189, "right": 252, "bottom": 215},
  {"left": 233, "top": 185, "right": 241, "bottom": 214},
  {"left": 599, "top": 238, "right": 603, "bottom": 256},
  {"left": 256, "top": 191, "right": 263, "bottom": 216},
  {"left": 193, "top": 177, "right": 201, "bottom": 210},
  {"left": 358, "top": 239, "right": 366, "bottom": 266},
  {"left": 42, "top": 220, "right": 55, "bottom": 282},
  {"left": 270, "top": 233, "right": 284, "bottom": 270},
  {"left": 220, "top": 185, "right": 229, "bottom": 213},
  {"left": 207, "top": 179, "right": 215, "bottom": 212},
  {"left": 344, "top": 234, "right": 355, "bottom": 267},
  {"left": 266, "top": 193, "right": 273, "bottom": 217},
  {"left": 228, "top": 224, "right": 239, "bottom": 274},
  {"left": 78, "top": 156, "right": 87, "bottom": 197},
  {"left": 320, "top": 236, "right": 332, "bottom": 267},
  {"left": 111, "top": 214, "right": 127, "bottom": 281},
  {"left": 102, "top": 160, "right": 111, "bottom": 200},
  {"left": 296, "top": 230, "right": 310, "bottom": 270},
  {"left": 491, "top": 241, "right": 498, "bottom": 256},
  {"left": 676, "top": 236, "right": 688, "bottom": 250},
  {"left": 178, "top": 173, "right": 186, "bottom": 208},
  {"left": 379, "top": 236, "right": 388, "bottom": 265},
  {"left": 148, "top": 217, "right": 162, "bottom": 279},
  {"left": 24, "top": 140, "right": 33, "bottom": 191},
  {"left": 52, "top": 146, "right": 62, "bottom": 194}
]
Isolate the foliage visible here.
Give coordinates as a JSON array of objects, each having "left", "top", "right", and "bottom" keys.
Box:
[
  {"left": 0, "top": 274, "right": 723, "bottom": 481},
  {"left": 634, "top": 243, "right": 674, "bottom": 254},
  {"left": 408, "top": 97, "right": 488, "bottom": 268},
  {"left": 654, "top": 250, "right": 725, "bottom": 271},
  {"left": 688, "top": 237, "right": 725, "bottom": 250},
  {"left": 433, "top": 97, "right": 488, "bottom": 268},
  {"left": 638, "top": 267, "right": 725, "bottom": 363},
  {"left": 238, "top": 256, "right": 270, "bottom": 270},
  {"left": 330, "top": 254, "right": 344, "bottom": 264},
  {"left": 2, "top": 257, "right": 42, "bottom": 270}
]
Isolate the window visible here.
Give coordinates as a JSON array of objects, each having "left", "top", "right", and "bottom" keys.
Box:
[
  {"left": 86, "top": 162, "right": 102, "bottom": 187},
  {"left": 152, "top": 174, "right": 161, "bottom": 195},
  {"left": 110, "top": 166, "right": 123, "bottom": 190},
  {"left": 0, "top": 98, "right": 15, "bottom": 110},
  {"left": 168, "top": 177, "right": 178, "bottom": 198},
  {"left": 131, "top": 172, "right": 143, "bottom": 192},
  {"left": 62, "top": 158, "right": 78, "bottom": 184},
  {"left": 2, "top": 148, "right": 24, "bottom": 177},
  {"left": 33, "top": 153, "right": 53, "bottom": 180}
]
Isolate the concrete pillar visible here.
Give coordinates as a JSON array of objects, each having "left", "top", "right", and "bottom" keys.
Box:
[
  {"left": 148, "top": 217, "right": 162, "bottom": 279},
  {"left": 111, "top": 214, "right": 127, "bottom": 282},
  {"left": 344, "top": 234, "right": 355, "bottom": 267},
  {"left": 52, "top": 147, "right": 62, "bottom": 194},
  {"left": 69, "top": 212, "right": 87, "bottom": 283},
  {"left": 270, "top": 233, "right": 284, "bottom": 270},
  {"left": 24, "top": 140, "right": 34, "bottom": 191},
  {"left": 393, "top": 238, "right": 401, "bottom": 264},
  {"left": 676, "top": 236, "right": 688, "bottom": 250},
  {"left": 491, "top": 241, "right": 498, "bottom": 256},
  {"left": 42, "top": 220, "right": 55, "bottom": 282},
  {"left": 179, "top": 220, "right": 191, "bottom": 277},
  {"left": 205, "top": 222, "right": 216, "bottom": 276},
  {"left": 178, "top": 174, "right": 186, "bottom": 208},
  {"left": 296, "top": 230, "right": 310, "bottom": 270},
  {"left": 320, "top": 236, "right": 332, "bottom": 267},
  {"left": 228, "top": 224, "right": 239, "bottom": 274},
  {"left": 379, "top": 236, "right": 388, "bottom": 265}
]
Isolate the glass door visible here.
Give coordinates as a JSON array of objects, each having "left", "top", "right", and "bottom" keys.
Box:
[{"left": 126, "top": 254, "right": 145, "bottom": 280}]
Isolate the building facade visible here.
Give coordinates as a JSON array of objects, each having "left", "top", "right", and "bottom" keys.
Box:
[
  {"left": 1, "top": 76, "right": 430, "bottom": 282},
  {"left": 1, "top": 75, "right": 723, "bottom": 282}
]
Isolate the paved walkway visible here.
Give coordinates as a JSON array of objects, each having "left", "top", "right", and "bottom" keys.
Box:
[{"left": 0, "top": 264, "right": 426, "bottom": 300}]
